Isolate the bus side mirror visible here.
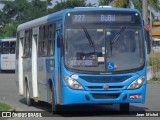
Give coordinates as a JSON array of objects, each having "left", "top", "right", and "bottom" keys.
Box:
[
  {"left": 57, "top": 34, "right": 62, "bottom": 48},
  {"left": 146, "top": 30, "right": 151, "bottom": 54}
]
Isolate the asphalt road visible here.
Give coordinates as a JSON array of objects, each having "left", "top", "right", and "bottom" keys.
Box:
[{"left": 0, "top": 72, "right": 160, "bottom": 120}]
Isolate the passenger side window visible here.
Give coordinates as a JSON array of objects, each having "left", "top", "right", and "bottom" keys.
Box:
[
  {"left": 16, "top": 33, "right": 19, "bottom": 59},
  {"left": 38, "top": 27, "right": 43, "bottom": 56},
  {"left": 23, "top": 30, "right": 32, "bottom": 57},
  {"left": 42, "top": 26, "right": 48, "bottom": 56},
  {"left": 2, "top": 42, "right": 9, "bottom": 54},
  {"left": 38, "top": 26, "right": 48, "bottom": 56},
  {"left": 38, "top": 23, "right": 55, "bottom": 57},
  {"left": 10, "top": 41, "right": 16, "bottom": 54},
  {"left": 48, "top": 23, "right": 55, "bottom": 56}
]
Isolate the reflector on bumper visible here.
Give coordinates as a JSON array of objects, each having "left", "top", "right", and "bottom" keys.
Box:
[{"left": 130, "top": 94, "right": 142, "bottom": 99}]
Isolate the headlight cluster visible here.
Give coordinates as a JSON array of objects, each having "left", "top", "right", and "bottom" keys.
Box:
[
  {"left": 64, "top": 76, "right": 84, "bottom": 90},
  {"left": 127, "top": 76, "right": 145, "bottom": 89}
]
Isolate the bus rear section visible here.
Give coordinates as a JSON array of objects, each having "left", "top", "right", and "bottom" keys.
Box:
[{"left": 0, "top": 38, "right": 16, "bottom": 71}]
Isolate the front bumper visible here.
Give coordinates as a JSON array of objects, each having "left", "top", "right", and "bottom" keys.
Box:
[{"left": 61, "top": 84, "right": 146, "bottom": 105}]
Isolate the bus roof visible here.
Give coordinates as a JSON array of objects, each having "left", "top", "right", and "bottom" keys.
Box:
[{"left": 17, "top": 7, "right": 140, "bottom": 32}]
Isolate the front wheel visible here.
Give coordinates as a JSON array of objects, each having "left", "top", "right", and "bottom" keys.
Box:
[
  {"left": 51, "top": 86, "right": 60, "bottom": 113},
  {"left": 120, "top": 103, "right": 130, "bottom": 112}
]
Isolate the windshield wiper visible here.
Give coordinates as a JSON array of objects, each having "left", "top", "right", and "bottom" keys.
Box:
[
  {"left": 110, "top": 26, "right": 126, "bottom": 55},
  {"left": 83, "top": 27, "right": 95, "bottom": 53}
]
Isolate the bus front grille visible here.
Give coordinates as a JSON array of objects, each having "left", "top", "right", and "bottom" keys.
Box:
[
  {"left": 87, "top": 86, "right": 124, "bottom": 91},
  {"left": 92, "top": 93, "right": 120, "bottom": 99},
  {"left": 80, "top": 76, "right": 131, "bottom": 83}
]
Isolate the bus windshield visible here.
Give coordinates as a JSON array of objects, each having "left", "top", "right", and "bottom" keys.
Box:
[{"left": 65, "top": 27, "right": 144, "bottom": 73}]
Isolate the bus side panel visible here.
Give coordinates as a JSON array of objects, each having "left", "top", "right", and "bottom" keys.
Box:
[
  {"left": 18, "top": 36, "right": 24, "bottom": 95},
  {"left": 1, "top": 51, "right": 15, "bottom": 70},
  {"left": 37, "top": 57, "right": 48, "bottom": 101},
  {"left": 23, "top": 58, "right": 32, "bottom": 96},
  {"left": 54, "top": 21, "right": 63, "bottom": 105},
  {"left": 1, "top": 54, "right": 9, "bottom": 70},
  {"left": 31, "top": 31, "right": 38, "bottom": 98},
  {"left": 9, "top": 54, "right": 16, "bottom": 70},
  {"left": 0, "top": 39, "right": 16, "bottom": 71}
]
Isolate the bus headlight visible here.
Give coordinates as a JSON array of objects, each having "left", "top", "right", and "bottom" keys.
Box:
[
  {"left": 127, "top": 76, "right": 145, "bottom": 89},
  {"left": 64, "top": 76, "right": 84, "bottom": 90}
]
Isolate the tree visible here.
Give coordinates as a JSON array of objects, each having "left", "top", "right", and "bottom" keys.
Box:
[
  {"left": 0, "top": 20, "right": 19, "bottom": 38},
  {"left": 2, "top": 0, "right": 30, "bottom": 23},
  {"left": 142, "top": 0, "right": 148, "bottom": 24},
  {"left": 28, "top": 0, "right": 47, "bottom": 21},
  {"left": 0, "top": 0, "right": 48, "bottom": 38},
  {"left": 50, "top": 0, "right": 93, "bottom": 13},
  {"left": 0, "top": 0, "right": 94, "bottom": 38},
  {"left": 148, "top": 0, "right": 160, "bottom": 11},
  {"left": 132, "top": 0, "right": 142, "bottom": 11},
  {"left": 112, "top": 0, "right": 130, "bottom": 8},
  {"left": 99, "top": 0, "right": 135, "bottom": 8},
  {"left": 99, "top": 0, "right": 160, "bottom": 24},
  {"left": 133, "top": 0, "right": 160, "bottom": 23},
  {"left": 0, "top": 10, "right": 6, "bottom": 25},
  {"left": 2, "top": 0, "right": 48, "bottom": 24},
  {"left": 99, "top": 0, "right": 112, "bottom": 6}
]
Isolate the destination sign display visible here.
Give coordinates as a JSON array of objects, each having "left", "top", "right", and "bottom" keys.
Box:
[
  {"left": 72, "top": 14, "right": 133, "bottom": 23},
  {"left": 65, "top": 11, "right": 140, "bottom": 25}
]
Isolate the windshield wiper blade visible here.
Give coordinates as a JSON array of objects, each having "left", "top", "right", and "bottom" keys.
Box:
[
  {"left": 111, "top": 26, "right": 126, "bottom": 45},
  {"left": 83, "top": 27, "right": 95, "bottom": 53},
  {"left": 110, "top": 26, "right": 126, "bottom": 55}
]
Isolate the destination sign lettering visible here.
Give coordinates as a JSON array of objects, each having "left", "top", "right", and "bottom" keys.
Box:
[{"left": 72, "top": 14, "right": 133, "bottom": 23}]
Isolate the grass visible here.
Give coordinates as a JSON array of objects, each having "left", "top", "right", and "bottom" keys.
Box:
[
  {"left": 0, "top": 102, "right": 11, "bottom": 111},
  {"left": 148, "top": 51, "right": 160, "bottom": 71},
  {"left": 147, "top": 50, "right": 160, "bottom": 84},
  {"left": 147, "top": 77, "right": 160, "bottom": 84}
]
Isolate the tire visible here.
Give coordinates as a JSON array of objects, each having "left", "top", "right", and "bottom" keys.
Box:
[
  {"left": 25, "top": 83, "right": 32, "bottom": 106},
  {"left": 120, "top": 103, "right": 130, "bottom": 112},
  {"left": 51, "top": 87, "right": 58, "bottom": 114}
]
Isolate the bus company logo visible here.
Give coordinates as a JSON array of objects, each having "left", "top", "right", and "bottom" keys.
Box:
[
  {"left": 2, "top": 112, "right": 11, "bottom": 117},
  {"left": 103, "top": 84, "right": 109, "bottom": 90}
]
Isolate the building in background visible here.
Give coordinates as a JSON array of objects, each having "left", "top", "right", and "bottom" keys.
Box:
[
  {"left": 148, "top": 0, "right": 160, "bottom": 38},
  {"left": 152, "top": 21, "right": 160, "bottom": 38}
]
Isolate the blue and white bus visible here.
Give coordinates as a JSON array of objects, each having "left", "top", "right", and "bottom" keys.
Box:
[
  {"left": 16, "top": 7, "right": 150, "bottom": 112},
  {"left": 0, "top": 38, "right": 16, "bottom": 71}
]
